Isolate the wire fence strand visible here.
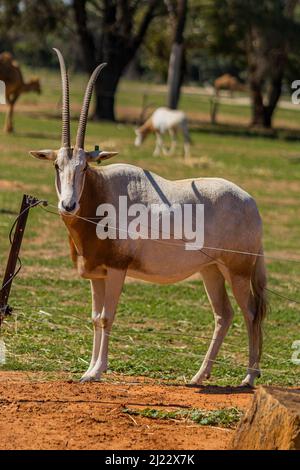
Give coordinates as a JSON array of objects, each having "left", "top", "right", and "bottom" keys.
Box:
[
  {"left": 39, "top": 202, "right": 300, "bottom": 306},
  {"left": 40, "top": 202, "right": 300, "bottom": 262},
  {"left": 1, "top": 197, "right": 300, "bottom": 382}
]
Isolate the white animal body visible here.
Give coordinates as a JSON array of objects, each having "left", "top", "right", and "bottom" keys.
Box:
[
  {"left": 30, "top": 50, "right": 267, "bottom": 388},
  {"left": 135, "top": 107, "right": 191, "bottom": 159}
]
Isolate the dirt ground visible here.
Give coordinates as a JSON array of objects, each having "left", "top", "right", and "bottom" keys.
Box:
[{"left": 0, "top": 371, "right": 253, "bottom": 450}]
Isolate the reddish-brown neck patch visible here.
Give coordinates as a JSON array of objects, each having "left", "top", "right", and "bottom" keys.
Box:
[
  {"left": 62, "top": 166, "right": 133, "bottom": 272},
  {"left": 62, "top": 166, "right": 105, "bottom": 254},
  {"left": 138, "top": 117, "right": 155, "bottom": 136}
]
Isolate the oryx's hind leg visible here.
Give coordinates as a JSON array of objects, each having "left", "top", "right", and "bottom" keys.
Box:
[
  {"left": 191, "top": 265, "right": 234, "bottom": 384},
  {"left": 181, "top": 119, "right": 191, "bottom": 160},
  {"left": 80, "top": 279, "right": 105, "bottom": 380},
  {"left": 230, "top": 273, "right": 262, "bottom": 387},
  {"left": 168, "top": 128, "right": 177, "bottom": 155}
]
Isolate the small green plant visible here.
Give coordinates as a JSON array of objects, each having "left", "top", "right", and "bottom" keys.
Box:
[{"left": 122, "top": 407, "right": 243, "bottom": 428}]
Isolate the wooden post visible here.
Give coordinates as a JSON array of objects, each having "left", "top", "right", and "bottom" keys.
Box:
[
  {"left": 210, "top": 96, "right": 219, "bottom": 124},
  {"left": 0, "top": 194, "right": 38, "bottom": 325}
]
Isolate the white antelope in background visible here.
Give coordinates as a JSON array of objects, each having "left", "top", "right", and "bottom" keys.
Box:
[
  {"left": 135, "top": 107, "right": 191, "bottom": 160},
  {"left": 30, "top": 49, "right": 267, "bottom": 387}
]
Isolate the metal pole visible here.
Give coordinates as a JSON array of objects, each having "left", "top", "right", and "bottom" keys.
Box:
[{"left": 0, "top": 194, "right": 37, "bottom": 325}]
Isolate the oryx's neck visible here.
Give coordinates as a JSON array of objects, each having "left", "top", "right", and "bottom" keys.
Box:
[
  {"left": 139, "top": 118, "right": 154, "bottom": 136},
  {"left": 62, "top": 166, "right": 107, "bottom": 255},
  {"left": 79, "top": 166, "right": 107, "bottom": 217}
]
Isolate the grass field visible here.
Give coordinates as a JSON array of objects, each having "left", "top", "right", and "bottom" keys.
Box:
[{"left": 0, "top": 69, "right": 300, "bottom": 387}]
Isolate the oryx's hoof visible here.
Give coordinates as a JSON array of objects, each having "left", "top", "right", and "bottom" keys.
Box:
[
  {"left": 79, "top": 374, "right": 101, "bottom": 383},
  {"left": 241, "top": 371, "right": 260, "bottom": 388},
  {"left": 190, "top": 372, "right": 211, "bottom": 385}
]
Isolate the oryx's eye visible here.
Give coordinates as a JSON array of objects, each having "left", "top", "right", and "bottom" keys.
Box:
[
  {"left": 54, "top": 163, "right": 62, "bottom": 172},
  {"left": 83, "top": 165, "right": 88, "bottom": 173}
]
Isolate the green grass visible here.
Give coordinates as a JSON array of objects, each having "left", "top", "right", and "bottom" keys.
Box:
[
  {"left": 0, "top": 68, "right": 300, "bottom": 387},
  {"left": 122, "top": 407, "right": 243, "bottom": 428}
]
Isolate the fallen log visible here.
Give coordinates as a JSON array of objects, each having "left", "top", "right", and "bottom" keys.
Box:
[{"left": 231, "top": 386, "right": 300, "bottom": 450}]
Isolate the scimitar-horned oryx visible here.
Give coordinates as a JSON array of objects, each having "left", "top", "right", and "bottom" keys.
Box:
[
  {"left": 135, "top": 107, "right": 191, "bottom": 159},
  {"left": 30, "top": 49, "right": 267, "bottom": 387}
]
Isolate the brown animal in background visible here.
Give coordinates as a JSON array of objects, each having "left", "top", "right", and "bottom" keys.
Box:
[
  {"left": 0, "top": 52, "right": 41, "bottom": 133},
  {"left": 214, "top": 74, "right": 247, "bottom": 97}
]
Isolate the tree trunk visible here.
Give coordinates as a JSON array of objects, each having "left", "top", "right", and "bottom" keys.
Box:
[
  {"left": 167, "top": 43, "right": 184, "bottom": 109},
  {"left": 250, "top": 75, "right": 283, "bottom": 129},
  {"left": 94, "top": 89, "right": 116, "bottom": 122},
  {"left": 94, "top": 68, "right": 121, "bottom": 121},
  {"left": 264, "top": 76, "right": 283, "bottom": 128},
  {"left": 250, "top": 82, "right": 266, "bottom": 127},
  {"left": 167, "top": 0, "right": 188, "bottom": 109},
  {"left": 246, "top": 1, "right": 297, "bottom": 129},
  {"left": 73, "top": 0, "right": 161, "bottom": 122}
]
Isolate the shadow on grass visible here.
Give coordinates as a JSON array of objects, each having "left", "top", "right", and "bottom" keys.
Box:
[
  {"left": 285, "top": 156, "right": 300, "bottom": 164},
  {"left": 11, "top": 110, "right": 300, "bottom": 144},
  {"left": 114, "top": 114, "right": 300, "bottom": 144},
  {"left": 0, "top": 209, "right": 18, "bottom": 215},
  {"left": 185, "top": 384, "right": 254, "bottom": 395},
  {"left": 189, "top": 121, "right": 300, "bottom": 143}
]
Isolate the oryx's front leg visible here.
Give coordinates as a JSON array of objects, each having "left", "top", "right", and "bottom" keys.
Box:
[
  {"left": 154, "top": 131, "right": 169, "bottom": 156},
  {"left": 80, "top": 268, "right": 126, "bottom": 382},
  {"left": 80, "top": 279, "right": 105, "bottom": 380}
]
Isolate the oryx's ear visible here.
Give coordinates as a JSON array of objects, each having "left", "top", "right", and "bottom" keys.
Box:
[
  {"left": 86, "top": 150, "right": 118, "bottom": 162},
  {"left": 29, "top": 149, "right": 57, "bottom": 161}
]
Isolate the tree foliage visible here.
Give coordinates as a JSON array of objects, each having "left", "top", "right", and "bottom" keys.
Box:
[
  {"left": 72, "top": 0, "right": 165, "bottom": 120},
  {"left": 1, "top": 0, "right": 300, "bottom": 126},
  {"left": 0, "top": 0, "right": 68, "bottom": 66},
  {"left": 205, "top": 0, "right": 300, "bottom": 127}
]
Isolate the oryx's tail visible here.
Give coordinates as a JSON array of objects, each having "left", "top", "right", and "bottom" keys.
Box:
[{"left": 251, "top": 247, "right": 268, "bottom": 356}]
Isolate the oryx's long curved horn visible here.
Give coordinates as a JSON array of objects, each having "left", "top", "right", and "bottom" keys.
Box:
[
  {"left": 75, "top": 63, "right": 107, "bottom": 149},
  {"left": 53, "top": 48, "right": 70, "bottom": 148}
]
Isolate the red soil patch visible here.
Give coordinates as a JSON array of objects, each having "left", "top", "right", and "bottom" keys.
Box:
[{"left": 0, "top": 372, "right": 253, "bottom": 450}]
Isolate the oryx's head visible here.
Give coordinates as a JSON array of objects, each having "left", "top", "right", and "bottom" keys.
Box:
[
  {"left": 30, "top": 49, "right": 117, "bottom": 216},
  {"left": 134, "top": 128, "right": 145, "bottom": 147}
]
